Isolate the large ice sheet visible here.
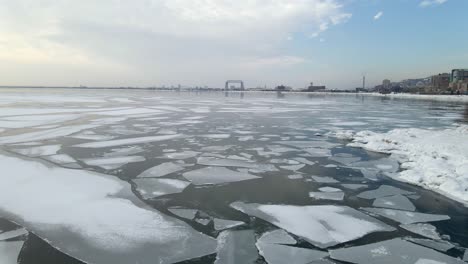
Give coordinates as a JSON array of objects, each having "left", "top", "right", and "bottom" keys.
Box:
[
  {"left": 349, "top": 125, "right": 468, "bottom": 205},
  {"left": 358, "top": 185, "right": 414, "bottom": 200},
  {"left": 373, "top": 195, "right": 416, "bottom": 211},
  {"left": 136, "top": 162, "right": 184, "bottom": 178},
  {"left": 215, "top": 230, "right": 258, "bottom": 264},
  {"left": 256, "top": 243, "right": 328, "bottom": 264},
  {"left": 0, "top": 241, "right": 25, "bottom": 264},
  {"left": 362, "top": 207, "right": 450, "bottom": 224},
  {"left": 133, "top": 178, "right": 190, "bottom": 199},
  {"left": 0, "top": 153, "right": 217, "bottom": 264},
  {"left": 400, "top": 223, "right": 441, "bottom": 240},
  {"left": 82, "top": 156, "right": 145, "bottom": 170},
  {"left": 329, "top": 238, "right": 464, "bottom": 264},
  {"left": 183, "top": 167, "right": 261, "bottom": 185},
  {"left": 74, "top": 134, "right": 181, "bottom": 148},
  {"left": 231, "top": 202, "right": 395, "bottom": 248},
  {"left": 257, "top": 230, "right": 296, "bottom": 245},
  {"left": 0, "top": 124, "right": 99, "bottom": 144},
  {"left": 406, "top": 238, "right": 455, "bottom": 252},
  {"left": 12, "top": 145, "right": 61, "bottom": 157}
]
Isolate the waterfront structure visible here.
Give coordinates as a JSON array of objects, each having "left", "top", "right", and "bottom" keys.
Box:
[
  {"left": 307, "top": 82, "right": 326, "bottom": 92},
  {"left": 427, "top": 73, "right": 450, "bottom": 93},
  {"left": 225, "top": 80, "right": 245, "bottom": 90},
  {"left": 450, "top": 69, "right": 468, "bottom": 92}
]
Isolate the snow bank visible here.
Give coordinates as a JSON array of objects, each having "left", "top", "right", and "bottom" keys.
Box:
[{"left": 349, "top": 125, "right": 468, "bottom": 205}]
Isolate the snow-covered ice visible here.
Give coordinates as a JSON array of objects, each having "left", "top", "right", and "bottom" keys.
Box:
[
  {"left": 400, "top": 223, "right": 442, "bottom": 240},
  {"left": 362, "top": 207, "right": 450, "bottom": 224},
  {"left": 231, "top": 202, "right": 395, "bottom": 248},
  {"left": 0, "top": 153, "right": 217, "bottom": 264},
  {"left": 0, "top": 228, "right": 28, "bottom": 241},
  {"left": 329, "top": 238, "right": 464, "bottom": 264},
  {"left": 136, "top": 162, "right": 184, "bottom": 178},
  {"left": 183, "top": 167, "right": 260, "bottom": 185},
  {"left": 215, "top": 230, "right": 258, "bottom": 264},
  {"left": 0, "top": 241, "right": 25, "bottom": 264},
  {"left": 373, "top": 195, "right": 416, "bottom": 211},
  {"left": 133, "top": 178, "right": 190, "bottom": 199},
  {"left": 349, "top": 125, "right": 468, "bottom": 205},
  {"left": 256, "top": 230, "right": 296, "bottom": 245}
]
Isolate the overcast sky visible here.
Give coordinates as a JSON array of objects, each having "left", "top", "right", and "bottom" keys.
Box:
[{"left": 0, "top": 0, "right": 466, "bottom": 89}]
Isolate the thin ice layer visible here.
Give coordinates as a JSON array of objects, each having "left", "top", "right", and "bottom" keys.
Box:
[
  {"left": 0, "top": 153, "right": 216, "bottom": 264},
  {"left": 362, "top": 207, "right": 450, "bottom": 224},
  {"left": 215, "top": 230, "right": 258, "bottom": 264},
  {"left": 0, "top": 241, "right": 25, "bottom": 264},
  {"left": 373, "top": 195, "right": 416, "bottom": 211},
  {"left": 231, "top": 202, "right": 395, "bottom": 248},
  {"left": 136, "top": 162, "right": 184, "bottom": 178},
  {"left": 400, "top": 223, "right": 441, "bottom": 240},
  {"left": 183, "top": 167, "right": 260, "bottom": 185},
  {"left": 74, "top": 134, "right": 181, "bottom": 148},
  {"left": 213, "top": 219, "right": 245, "bottom": 231},
  {"left": 132, "top": 178, "right": 190, "bottom": 199},
  {"left": 329, "top": 238, "right": 464, "bottom": 264},
  {"left": 358, "top": 185, "right": 414, "bottom": 200}
]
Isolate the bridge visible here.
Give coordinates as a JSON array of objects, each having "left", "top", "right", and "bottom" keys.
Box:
[{"left": 225, "top": 80, "right": 245, "bottom": 90}]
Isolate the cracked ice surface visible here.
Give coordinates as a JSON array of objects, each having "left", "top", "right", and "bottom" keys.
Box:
[
  {"left": 0, "top": 153, "right": 216, "bottom": 264},
  {"left": 231, "top": 202, "right": 395, "bottom": 248}
]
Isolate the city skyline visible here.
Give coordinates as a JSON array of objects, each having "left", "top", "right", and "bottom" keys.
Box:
[{"left": 1, "top": 0, "right": 466, "bottom": 89}]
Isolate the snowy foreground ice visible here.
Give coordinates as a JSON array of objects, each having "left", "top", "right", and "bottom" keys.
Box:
[
  {"left": 0, "top": 153, "right": 217, "bottom": 264},
  {"left": 348, "top": 125, "right": 468, "bottom": 205}
]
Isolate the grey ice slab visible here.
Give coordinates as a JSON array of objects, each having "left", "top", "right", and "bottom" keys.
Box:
[
  {"left": 13, "top": 144, "right": 60, "bottom": 157},
  {"left": 195, "top": 218, "right": 211, "bottom": 226},
  {"left": 183, "top": 167, "right": 260, "bottom": 185},
  {"left": 330, "top": 238, "right": 465, "bottom": 264},
  {"left": 82, "top": 155, "right": 145, "bottom": 170},
  {"left": 45, "top": 154, "right": 76, "bottom": 164},
  {"left": 362, "top": 208, "right": 450, "bottom": 224},
  {"left": 132, "top": 178, "right": 190, "bottom": 199},
  {"left": 329, "top": 153, "right": 361, "bottom": 165},
  {"left": 280, "top": 164, "right": 305, "bottom": 171},
  {"left": 136, "top": 162, "right": 184, "bottom": 178},
  {"left": 309, "top": 192, "right": 345, "bottom": 201},
  {"left": 293, "top": 157, "right": 316, "bottom": 166},
  {"left": 213, "top": 219, "right": 245, "bottom": 231},
  {"left": 310, "top": 176, "right": 339, "bottom": 183},
  {"left": 231, "top": 202, "right": 395, "bottom": 249},
  {"left": 406, "top": 238, "right": 455, "bottom": 252},
  {"left": 163, "top": 151, "right": 200, "bottom": 159},
  {"left": 358, "top": 185, "right": 414, "bottom": 200},
  {"left": 0, "top": 241, "right": 24, "bottom": 264},
  {"left": 0, "top": 228, "right": 28, "bottom": 241},
  {"left": 341, "top": 184, "right": 368, "bottom": 190},
  {"left": 351, "top": 158, "right": 400, "bottom": 173},
  {"left": 168, "top": 208, "right": 198, "bottom": 220},
  {"left": 215, "top": 230, "right": 258, "bottom": 264},
  {"left": 256, "top": 243, "right": 328, "bottom": 264},
  {"left": 197, "top": 156, "right": 257, "bottom": 168},
  {"left": 303, "top": 148, "right": 332, "bottom": 157},
  {"left": 257, "top": 230, "right": 296, "bottom": 245},
  {"left": 400, "top": 223, "right": 441, "bottom": 240},
  {"left": 463, "top": 249, "right": 467, "bottom": 261},
  {"left": 373, "top": 195, "right": 416, "bottom": 211}
]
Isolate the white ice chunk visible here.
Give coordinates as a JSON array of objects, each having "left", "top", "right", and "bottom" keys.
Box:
[
  {"left": 358, "top": 185, "right": 414, "bottom": 200},
  {"left": 163, "top": 151, "right": 200, "bottom": 160},
  {"left": 13, "top": 145, "right": 61, "bottom": 157},
  {"left": 0, "top": 154, "right": 216, "bottom": 264},
  {"left": 275, "top": 141, "right": 340, "bottom": 149},
  {"left": 74, "top": 134, "right": 181, "bottom": 148},
  {"left": 213, "top": 219, "right": 245, "bottom": 231},
  {"left": 231, "top": 202, "right": 395, "bottom": 248},
  {"left": 201, "top": 145, "right": 234, "bottom": 152},
  {"left": 373, "top": 195, "right": 416, "bottom": 211},
  {"left": 197, "top": 157, "right": 257, "bottom": 168},
  {"left": 0, "top": 241, "right": 25, "bottom": 264},
  {"left": 82, "top": 156, "right": 145, "bottom": 170},
  {"left": 0, "top": 228, "right": 28, "bottom": 241},
  {"left": 329, "top": 153, "right": 361, "bottom": 165},
  {"left": 168, "top": 208, "right": 198, "bottom": 220},
  {"left": 196, "top": 218, "right": 211, "bottom": 226},
  {"left": 304, "top": 148, "right": 332, "bottom": 157},
  {"left": 310, "top": 176, "right": 339, "bottom": 183},
  {"left": 200, "top": 134, "right": 231, "bottom": 139},
  {"left": 287, "top": 174, "right": 303, "bottom": 180},
  {"left": 256, "top": 243, "right": 328, "bottom": 264},
  {"left": 215, "top": 230, "right": 258, "bottom": 264},
  {"left": 137, "top": 162, "right": 184, "bottom": 178},
  {"left": 280, "top": 164, "right": 305, "bottom": 171},
  {"left": 341, "top": 184, "right": 368, "bottom": 190},
  {"left": 319, "top": 187, "right": 342, "bottom": 192},
  {"left": 133, "top": 178, "right": 190, "bottom": 199},
  {"left": 183, "top": 167, "right": 260, "bottom": 185},
  {"left": 45, "top": 154, "right": 76, "bottom": 164},
  {"left": 309, "top": 192, "right": 345, "bottom": 201},
  {"left": 400, "top": 223, "right": 441, "bottom": 240},
  {"left": 103, "top": 146, "right": 144, "bottom": 157},
  {"left": 330, "top": 238, "right": 464, "bottom": 264},
  {"left": 293, "top": 157, "right": 316, "bottom": 166},
  {"left": 257, "top": 230, "right": 296, "bottom": 245},
  {"left": 406, "top": 238, "right": 455, "bottom": 252},
  {"left": 362, "top": 207, "right": 450, "bottom": 224}
]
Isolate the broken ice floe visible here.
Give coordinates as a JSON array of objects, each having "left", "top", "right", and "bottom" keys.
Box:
[
  {"left": 329, "top": 238, "right": 464, "bottom": 264},
  {"left": 0, "top": 124, "right": 99, "bottom": 144},
  {"left": 197, "top": 156, "right": 257, "bottom": 168},
  {"left": 357, "top": 185, "right": 414, "bottom": 200},
  {"left": 133, "top": 178, "right": 190, "bottom": 199},
  {"left": 168, "top": 208, "right": 198, "bottom": 220},
  {"left": 309, "top": 187, "right": 345, "bottom": 201},
  {"left": 231, "top": 202, "right": 395, "bottom": 248},
  {"left": 136, "top": 162, "right": 184, "bottom": 178},
  {"left": 373, "top": 195, "right": 416, "bottom": 211},
  {"left": 0, "top": 241, "right": 25, "bottom": 264},
  {"left": 257, "top": 230, "right": 296, "bottom": 245},
  {"left": 0, "top": 154, "right": 217, "bottom": 264},
  {"left": 362, "top": 207, "right": 450, "bottom": 224},
  {"left": 310, "top": 176, "right": 339, "bottom": 183},
  {"left": 341, "top": 184, "right": 368, "bottom": 190},
  {"left": 82, "top": 156, "right": 145, "bottom": 170},
  {"left": 12, "top": 144, "right": 60, "bottom": 157},
  {"left": 400, "top": 223, "right": 442, "bottom": 240},
  {"left": 0, "top": 228, "right": 28, "bottom": 241},
  {"left": 405, "top": 237, "right": 455, "bottom": 252},
  {"left": 213, "top": 219, "right": 245, "bottom": 231},
  {"left": 74, "top": 134, "right": 181, "bottom": 148},
  {"left": 163, "top": 151, "right": 200, "bottom": 160},
  {"left": 215, "top": 230, "right": 258, "bottom": 264},
  {"left": 280, "top": 164, "right": 305, "bottom": 171},
  {"left": 329, "top": 153, "right": 361, "bottom": 165},
  {"left": 183, "top": 167, "right": 260, "bottom": 185},
  {"left": 256, "top": 242, "right": 328, "bottom": 264}
]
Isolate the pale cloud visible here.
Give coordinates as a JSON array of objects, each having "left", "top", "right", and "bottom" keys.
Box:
[
  {"left": 374, "top": 11, "right": 384, "bottom": 20},
  {"left": 242, "top": 56, "right": 307, "bottom": 69},
  {"left": 420, "top": 0, "right": 448, "bottom": 7}
]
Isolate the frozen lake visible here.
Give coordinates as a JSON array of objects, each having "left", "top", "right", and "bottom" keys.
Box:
[{"left": 0, "top": 88, "right": 467, "bottom": 264}]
